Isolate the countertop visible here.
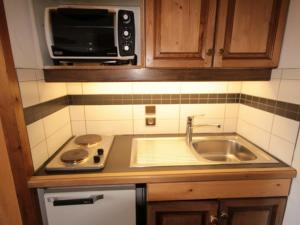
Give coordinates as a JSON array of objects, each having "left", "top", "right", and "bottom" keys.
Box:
[{"left": 28, "top": 135, "right": 297, "bottom": 188}]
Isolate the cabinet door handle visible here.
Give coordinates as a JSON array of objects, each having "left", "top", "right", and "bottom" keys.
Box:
[
  {"left": 206, "top": 48, "right": 214, "bottom": 56},
  {"left": 219, "top": 48, "right": 225, "bottom": 55},
  {"left": 220, "top": 211, "right": 229, "bottom": 220},
  {"left": 210, "top": 215, "right": 218, "bottom": 225},
  {"left": 49, "top": 194, "right": 104, "bottom": 206}
]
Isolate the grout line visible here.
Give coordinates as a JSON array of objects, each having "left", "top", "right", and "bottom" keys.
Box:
[{"left": 290, "top": 124, "right": 300, "bottom": 166}]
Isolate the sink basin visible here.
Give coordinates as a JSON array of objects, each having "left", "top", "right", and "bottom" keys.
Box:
[
  {"left": 130, "top": 135, "right": 278, "bottom": 167},
  {"left": 192, "top": 140, "right": 257, "bottom": 162}
]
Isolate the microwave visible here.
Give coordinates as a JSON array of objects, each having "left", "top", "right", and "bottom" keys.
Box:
[{"left": 44, "top": 6, "right": 140, "bottom": 65}]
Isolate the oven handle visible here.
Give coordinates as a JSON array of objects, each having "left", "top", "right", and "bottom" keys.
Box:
[{"left": 49, "top": 194, "right": 104, "bottom": 206}]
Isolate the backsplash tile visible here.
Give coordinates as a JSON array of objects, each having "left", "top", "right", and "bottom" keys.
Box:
[
  {"left": 24, "top": 96, "right": 69, "bottom": 125},
  {"left": 19, "top": 72, "right": 300, "bottom": 170},
  {"left": 180, "top": 82, "right": 227, "bottom": 93},
  {"left": 86, "top": 120, "right": 133, "bottom": 135},
  {"left": 37, "top": 81, "right": 67, "bottom": 102},
  {"left": 134, "top": 119, "right": 179, "bottom": 134},
  {"left": 66, "top": 83, "right": 82, "bottom": 94},
  {"left": 133, "top": 82, "right": 180, "bottom": 94},
  {"left": 19, "top": 81, "right": 40, "bottom": 107},
  {"left": 278, "top": 80, "right": 300, "bottom": 105},
  {"left": 83, "top": 82, "right": 132, "bottom": 94},
  {"left": 85, "top": 105, "right": 133, "bottom": 120},
  {"left": 271, "top": 115, "right": 299, "bottom": 143},
  {"left": 71, "top": 121, "right": 87, "bottom": 135},
  {"left": 268, "top": 135, "right": 295, "bottom": 164},
  {"left": 241, "top": 79, "right": 280, "bottom": 100},
  {"left": 43, "top": 107, "right": 70, "bottom": 138}
]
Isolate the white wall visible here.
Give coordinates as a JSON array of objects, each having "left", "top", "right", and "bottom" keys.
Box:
[
  {"left": 279, "top": 0, "right": 300, "bottom": 68},
  {"left": 3, "top": 0, "right": 43, "bottom": 69},
  {"left": 284, "top": 129, "right": 300, "bottom": 225}
]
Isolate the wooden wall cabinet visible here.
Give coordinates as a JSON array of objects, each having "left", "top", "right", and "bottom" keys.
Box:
[
  {"left": 146, "top": 0, "right": 290, "bottom": 68},
  {"left": 146, "top": 0, "right": 217, "bottom": 68},
  {"left": 148, "top": 198, "right": 287, "bottom": 225}
]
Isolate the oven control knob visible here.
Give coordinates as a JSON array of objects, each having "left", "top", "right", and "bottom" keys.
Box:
[
  {"left": 97, "top": 148, "right": 104, "bottom": 155},
  {"left": 123, "top": 45, "right": 130, "bottom": 51},
  {"left": 123, "top": 13, "right": 129, "bottom": 21},
  {"left": 94, "top": 155, "right": 101, "bottom": 163},
  {"left": 123, "top": 30, "right": 130, "bottom": 37}
]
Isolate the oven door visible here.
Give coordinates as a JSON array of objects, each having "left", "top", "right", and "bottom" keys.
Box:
[
  {"left": 50, "top": 8, "right": 118, "bottom": 57},
  {"left": 39, "top": 185, "right": 136, "bottom": 225}
]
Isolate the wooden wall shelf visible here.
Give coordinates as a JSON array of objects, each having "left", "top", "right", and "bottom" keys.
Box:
[{"left": 44, "top": 68, "right": 271, "bottom": 82}]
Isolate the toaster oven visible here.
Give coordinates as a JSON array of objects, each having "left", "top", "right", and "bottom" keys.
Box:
[{"left": 44, "top": 5, "right": 140, "bottom": 65}]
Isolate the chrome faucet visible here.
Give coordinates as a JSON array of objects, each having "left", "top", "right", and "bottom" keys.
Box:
[{"left": 186, "top": 116, "right": 221, "bottom": 145}]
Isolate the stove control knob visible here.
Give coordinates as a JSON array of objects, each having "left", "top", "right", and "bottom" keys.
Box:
[
  {"left": 123, "top": 45, "right": 130, "bottom": 51},
  {"left": 94, "top": 155, "right": 101, "bottom": 163},
  {"left": 97, "top": 148, "right": 104, "bottom": 155}
]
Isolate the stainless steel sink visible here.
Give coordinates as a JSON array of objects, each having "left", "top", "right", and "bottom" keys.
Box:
[
  {"left": 192, "top": 140, "right": 257, "bottom": 162},
  {"left": 130, "top": 135, "right": 278, "bottom": 167}
]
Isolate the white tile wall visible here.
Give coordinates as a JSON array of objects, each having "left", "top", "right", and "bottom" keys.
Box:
[
  {"left": 30, "top": 141, "right": 48, "bottom": 170},
  {"left": 18, "top": 68, "right": 71, "bottom": 171},
  {"left": 133, "top": 82, "right": 180, "bottom": 94},
  {"left": 37, "top": 81, "right": 67, "bottom": 102},
  {"left": 83, "top": 82, "right": 132, "bottom": 94},
  {"left": 277, "top": 80, "right": 300, "bottom": 104},
  {"left": 26, "top": 120, "right": 45, "bottom": 149},
  {"left": 180, "top": 82, "right": 227, "bottom": 93},
  {"left": 134, "top": 119, "right": 179, "bottom": 134},
  {"left": 133, "top": 105, "right": 179, "bottom": 119},
  {"left": 268, "top": 135, "right": 295, "bottom": 164},
  {"left": 71, "top": 121, "right": 87, "bottom": 135},
  {"left": 86, "top": 120, "right": 133, "bottom": 135},
  {"left": 46, "top": 123, "right": 72, "bottom": 156},
  {"left": 19, "top": 81, "right": 40, "bottom": 107},
  {"left": 239, "top": 105, "right": 273, "bottom": 132},
  {"left": 237, "top": 119, "right": 271, "bottom": 150},
  {"left": 238, "top": 69, "right": 300, "bottom": 165},
  {"left": 43, "top": 107, "right": 70, "bottom": 138},
  {"left": 271, "top": 116, "right": 299, "bottom": 143},
  {"left": 85, "top": 105, "right": 133, "bottom": 120},
  {"left": 69, "top": 106, "right": 85, "bottom": 121},
  {"left": 241, "top": 79, "right": 281, "bottom": 100},
  {"left": 66, "top": 83, "right": 82, "bottom": 94}
]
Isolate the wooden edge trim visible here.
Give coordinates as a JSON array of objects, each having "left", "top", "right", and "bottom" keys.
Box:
[
  {"left": 44, "top": 68, "right": 271, "bottom": 82},
  {"left": 147, "top": 179, "right": 292, "bottom": 201},
  {"left": 28, "top": 167, "right": 296, "bottom": 188}
]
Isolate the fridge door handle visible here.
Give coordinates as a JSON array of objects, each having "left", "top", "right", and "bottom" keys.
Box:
[{"left": 48, "top": 194, "right": 104, "bottom": 206}]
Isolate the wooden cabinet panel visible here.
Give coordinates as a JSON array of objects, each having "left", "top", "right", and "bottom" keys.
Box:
[
  {"left": 219, "top": 198, "right": 287, "bottom": 225},
  {"left": 148, "top": 201, "right": 218, "bottom": 225},
  {"left": 214, "top": 0, "right": 290, "bottom": 68},
  {"left": 147, "top": 179, "right": 291, "bottom": 202},
  {"left": 146, "top": 0, "right": 217, "bottom": 68}
]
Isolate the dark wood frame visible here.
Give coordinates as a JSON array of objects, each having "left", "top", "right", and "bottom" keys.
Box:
[
  {"left": 0, "top": 1, "right": 41, "bottom": 225},
  {"left": 44, "top": 67, "right": 271, "bottom": 82}
]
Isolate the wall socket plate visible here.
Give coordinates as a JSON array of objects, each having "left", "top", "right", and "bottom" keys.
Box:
[
  {"left": 145, "top": 105, "right": 156, "bottom": 114},
  {"left": 145, "top": 117, "right": 156, "bottom": 126}
]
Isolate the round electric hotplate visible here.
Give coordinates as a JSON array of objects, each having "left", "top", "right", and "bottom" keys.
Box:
[
  {"left": 74, "top": 134, "right": 102, "bottom": 147},
  {"left": 60, "top": 148, "right": 89, "bottom": 164}
]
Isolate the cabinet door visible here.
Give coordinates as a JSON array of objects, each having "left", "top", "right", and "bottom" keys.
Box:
[
  {"left": 148, "top": 200, "right": 218, "bottom": 225},
  {"left": 214, "top": 0, "right": 290, "bottom": 68},
  {"left": 219, "top": 198, "right": 287, "bottom": 225},
  {"left": 146, "top": 0, "right": 217, "bottom": 68}
]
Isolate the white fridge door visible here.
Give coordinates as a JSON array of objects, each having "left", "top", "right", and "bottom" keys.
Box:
[{"left": 44, "top": 188, "right": 136, "bottom": 225}]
